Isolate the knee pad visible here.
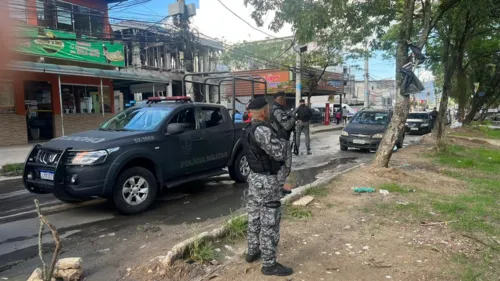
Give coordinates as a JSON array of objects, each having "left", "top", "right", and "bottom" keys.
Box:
[{"left": 264, "top": 201, "right": 281, "bottom": 208}]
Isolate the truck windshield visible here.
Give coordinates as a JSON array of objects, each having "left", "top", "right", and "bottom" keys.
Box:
[
  {"left": 99, "top": 107, "right": 172, "bottom": 131},
  {"left": 351, "top": 112, "right": 389, "bottom": 125},
  {"left": 408, "top": 113, "right": 429, "bottom": 119}
]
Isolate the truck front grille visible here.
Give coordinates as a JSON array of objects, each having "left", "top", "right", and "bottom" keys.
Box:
[{"left": 36, "top": 150, "right": 61, "bottom": 165}]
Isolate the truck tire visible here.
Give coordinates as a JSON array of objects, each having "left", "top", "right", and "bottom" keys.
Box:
[
  {"left": 229, "top": 150, "right": 249, "bottom": 183},
  {"left": 112, "top": 167, "right": 157, "bottom": 215}
]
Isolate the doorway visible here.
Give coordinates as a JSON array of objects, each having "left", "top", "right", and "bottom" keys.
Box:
[{"left": 24, "top": 81, "right": 54, "bottom": 141}]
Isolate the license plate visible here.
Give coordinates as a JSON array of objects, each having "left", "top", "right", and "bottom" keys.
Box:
[
  {"left": 353, "top": 139, "right": 365, "bottom": 144},
  {"left": 411, "top": 127, "right": 419, "bottom": 131},
  {"left": 40, "top": 171, "right": 54, "bottom": 181}
]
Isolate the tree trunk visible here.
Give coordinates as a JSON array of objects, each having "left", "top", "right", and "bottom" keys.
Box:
[
  {"left": 373, "top": 0, "right": 415, "bottom": 168},
  {"left": 433, "top": 36, "right": 457, "bottom": 148},
  {"left": 457, "top": 66, "right": 467, "bottom": 121}
]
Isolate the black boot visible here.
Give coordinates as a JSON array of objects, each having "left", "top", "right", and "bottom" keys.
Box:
[
  {"left": 307, "top": 150, "right": 312, "bottom": 155},
  {"left": 245, "top": 251, "right": 261, "bottom": 263},
  {"left": 261, "top": 263, "right": 293, "bottom": 276}
]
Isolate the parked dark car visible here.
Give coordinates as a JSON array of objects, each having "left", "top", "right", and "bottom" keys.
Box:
[
  {"left": 310, "top": 108, "right": 323, "bottom": 124},
  {"left": 23, "top": 97, "right": 249, "bottom": 214},
  {"left": 339, "top": 108, "right": 404, "bottom": 151},
  {"left": 405, "top": 112, "right": 433, "bottom": 134}
]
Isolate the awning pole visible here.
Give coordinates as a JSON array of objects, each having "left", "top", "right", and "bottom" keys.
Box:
[
  {"left": 58, "top": 75, "right": 65, "bottom": 136},
  {"left": 153, "top": 84, "right": 156, "bottom": 97},
  {"left": 100, "top": 78, "right": 104, "bottom": 117}
]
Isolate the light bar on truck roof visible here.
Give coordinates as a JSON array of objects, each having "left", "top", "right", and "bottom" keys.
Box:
[{"left": 146, "top": 96, "right": 192, "bottom": 104}]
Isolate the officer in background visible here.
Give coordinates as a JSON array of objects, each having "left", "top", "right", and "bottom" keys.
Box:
[
  {"left": 270, "top": 91, "right": 295, "bottom": 192},
  {"left": 243, "top": 97, "right": 293, "bottom": 277},
  {"left": 293, "top": 99, "right": 313, "bottom": 155}
]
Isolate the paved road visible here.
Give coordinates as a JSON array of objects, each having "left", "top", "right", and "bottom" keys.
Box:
[{"left": 0, "top": 131, "right": 421, "bottom": 281}]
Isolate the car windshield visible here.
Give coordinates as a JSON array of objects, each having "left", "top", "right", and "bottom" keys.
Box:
[
  {"left": 351, "top": 111, "right": 389, "bottom": 125},
  {"left": 408, "top": 113, "right": 429, "bottom": 119},
  {"left": 99, "top": 107, "right": 172, "bottom": 131}
]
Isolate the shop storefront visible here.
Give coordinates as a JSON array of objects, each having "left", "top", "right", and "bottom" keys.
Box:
[{"left": 0, "top": 62, "right": 171, "bottom": 146}]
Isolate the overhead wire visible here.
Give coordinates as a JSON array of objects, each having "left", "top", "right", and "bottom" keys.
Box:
[
  {"left": 7, "top": 1, "right": 335, "bottom": 77},
  {"left": 216, "top": 0, "right": 281, "bottom": 39}
]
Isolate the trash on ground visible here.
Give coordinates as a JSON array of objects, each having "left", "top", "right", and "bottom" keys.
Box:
[
  {"left": 353, "top": 187, "right": 375, "bottom": 193},
  {"left": 379, "top": 189, "right": 390, "bottom": 196},
  {"left": 451, "top": 122, "right": 463, "bottom": 129}
]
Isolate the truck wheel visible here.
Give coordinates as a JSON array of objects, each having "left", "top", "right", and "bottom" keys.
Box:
[
  {"left": 229, "top": 151, "right": 249, "bottom": 183},
  {"left": 340, "top": 145, "right": 348, "bottom": 151},
  {"left": 112, "top": 167, "right": 157, "bottom": 215}
]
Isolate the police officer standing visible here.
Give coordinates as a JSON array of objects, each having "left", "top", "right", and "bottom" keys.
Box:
[
  {"left": 243, "top": 97, "right": 293, "bottom": 277},
  {"left": 270, "top": 91, "right": 295, "bottom": 191},
  {"left": 293, "top": 99, "right": 313, "bottom": 155}
]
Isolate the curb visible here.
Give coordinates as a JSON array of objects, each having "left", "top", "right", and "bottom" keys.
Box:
[
  {"left": 159, "top": 161, "right": 364, "bottom": 267},
  {"left": 311, "top": 126, "right": 344, "bottom": 135}
]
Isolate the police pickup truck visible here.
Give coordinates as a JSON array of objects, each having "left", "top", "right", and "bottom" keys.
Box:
[{"left": 23, "top": 97, "right": 249, "bottom": 214}]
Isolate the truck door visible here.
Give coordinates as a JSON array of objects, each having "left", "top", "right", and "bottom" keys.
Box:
[
  {"left": 164, "top": 106, "right": 204, "bottom": 178},
  {"left": 196, "top": 106, "right": 233, "bottom": 170}
]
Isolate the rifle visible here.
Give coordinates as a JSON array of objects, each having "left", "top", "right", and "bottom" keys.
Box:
[{"left": 291, "top": 127, "right": 299, "bottom": 155}]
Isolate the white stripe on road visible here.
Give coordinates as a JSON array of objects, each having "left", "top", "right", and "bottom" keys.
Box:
[{"left": 0, "top": 190, "right": 29, "bottom": 200}]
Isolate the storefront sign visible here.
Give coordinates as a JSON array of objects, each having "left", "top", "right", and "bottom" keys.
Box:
[
  {"left": 258, "top": 71, "right": 292, "bottom": 91},
  {"left": 16, "top": 25, "right": 125, "bottom": 67}
]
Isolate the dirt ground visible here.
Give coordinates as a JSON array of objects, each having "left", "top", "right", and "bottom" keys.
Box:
[{"left": 133, "top": 136, "right": 500, "bottom": 281}]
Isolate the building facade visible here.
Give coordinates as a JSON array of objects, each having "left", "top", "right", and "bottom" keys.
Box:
[{"left": 1, "top": 0, "right": 223, "bottom": 146}]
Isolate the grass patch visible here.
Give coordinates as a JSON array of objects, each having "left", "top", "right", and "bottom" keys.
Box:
[
  {"left": 188, "top": 239, "right": 218, "bottom": 263},
  {"left": 225, "top": 214, "right": 248, "bottom": 241},
  {"left": 1, "top": 163, "right": 23, "bottom": 172},
  {"left": 434, "top": 145, "right": 500, "bottom": 174},
  {"left": 305, "top": 185, "right": 330, "bottom": 197},
  {"left": 378, "top": 183, "right": 409, "bottom": 193},
  {"left": 287, "top": 206, "right": 313, "bottom": 220}
]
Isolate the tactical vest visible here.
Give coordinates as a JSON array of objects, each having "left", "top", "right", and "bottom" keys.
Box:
[
  {"left": 270, "top": 103, "right": 293, "bottom": 140},
  {"left": 242, "top": 122, "right": 282, "bottom": 175}
]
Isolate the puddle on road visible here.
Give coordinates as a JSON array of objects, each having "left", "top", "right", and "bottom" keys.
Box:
[{"left": 289, "top": 157, "right": 358, "bottom": 187}]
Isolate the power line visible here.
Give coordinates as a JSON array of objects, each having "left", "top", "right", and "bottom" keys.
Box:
[{"left": 216, "top": 0, "right": 279, "bottom": 39}]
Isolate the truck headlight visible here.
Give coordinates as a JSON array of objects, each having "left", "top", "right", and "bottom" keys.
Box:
[
  {"left": 69, "top": 150, "right": 108, "bottom": 165},
  {"left": 341, "top": 131, "right": 349, "bottom": 137},
  {"left": 372, "top": 133, "right": 384, "bottom": 139},
  {"left": 421, "top": 123, "right": 429, "bottom": 127}
]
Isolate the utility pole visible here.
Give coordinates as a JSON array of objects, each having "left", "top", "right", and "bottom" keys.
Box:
[
  {"left": 364, "top": 55, "right": 369, "bottom": 107},
  {"left": 295, "top": 44, "right": 307, "bottom": 107},
  {"left": 295, "top": 44, "right": 301, "bottom": 108}
]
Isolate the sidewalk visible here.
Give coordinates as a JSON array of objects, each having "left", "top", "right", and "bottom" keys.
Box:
[
  {"left": 310, "top": 123, "right": 345, "bottom": 134},
  {"left": 0, "top": 144, "right": 34, "bottom": 167}
]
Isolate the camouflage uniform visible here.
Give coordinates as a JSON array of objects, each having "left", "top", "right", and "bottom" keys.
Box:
[
  {"left": 247, "top": 125, "right": 287, "bottom": 268},
  {"left": 271, "top": 102, "right": 295, "bottom": 185}
]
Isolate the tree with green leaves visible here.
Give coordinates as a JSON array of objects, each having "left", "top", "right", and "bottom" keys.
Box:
[{"left": 220, "top": 37, "right": 342, "bottom": 104}]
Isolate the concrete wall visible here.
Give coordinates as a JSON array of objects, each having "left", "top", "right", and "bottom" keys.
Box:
[
  {"left": 0, "top": 114, "right": 28, "bottom": 145},
  {"left": 53, "top": 114, "right": 113, "bottom": 137}
]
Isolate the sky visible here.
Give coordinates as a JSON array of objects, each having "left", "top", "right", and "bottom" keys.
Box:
[{"left": 109, "top": 0, "right": 433, "bottom": 82}]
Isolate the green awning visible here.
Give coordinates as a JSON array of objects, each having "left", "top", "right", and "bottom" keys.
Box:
[{"left": 7, "top": 61, "right": 171, "bottom": 84}]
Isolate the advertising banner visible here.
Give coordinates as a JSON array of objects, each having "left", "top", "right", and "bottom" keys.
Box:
[{"left": 16, "top": 25, "right": 125, "bottom": 67}]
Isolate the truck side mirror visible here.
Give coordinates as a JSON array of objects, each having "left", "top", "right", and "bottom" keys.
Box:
[{"left": 166, "top": 123, "right": 184, "bottom": 136}]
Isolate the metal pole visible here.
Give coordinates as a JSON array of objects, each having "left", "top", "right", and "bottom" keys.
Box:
[
  {"left": 295, "top": 44, "right": 301, "bottom": 108},
  {"left": 100, "top": 78, "right": 104, "bottom": 117},
  {"left": 232, "top": 77, "right": 236, "bottom": 121},
  {"left": 153, "top": 83, "right": 156, "bottom": 97},
  {"left": 364, "top": 55, "right": 369, "bottom": 107},
  {"left": 58, "top": 75, "right": 65, "bottom": 136}
]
